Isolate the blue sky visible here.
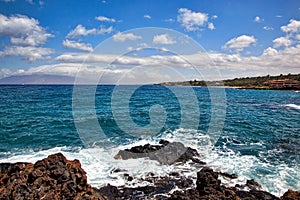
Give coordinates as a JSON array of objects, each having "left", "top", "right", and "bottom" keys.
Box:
[{"left": 0, "top": 0, "right": 299, "bottom": 82}]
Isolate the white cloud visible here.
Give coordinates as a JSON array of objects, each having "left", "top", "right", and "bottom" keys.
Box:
[
  {"left": 281, "top": 19, "right": 300, "bottom": 33},
  {"left": 98, "top": 25, "right": 113, "bottom": 34},
  {"left": 177, "top": 8, "right": 208, "bottom": 31},
  {"left": 95, "top": 16, "right": 116, "bottom": 22},
  {"left": 223, "top": 35, "right": 257, "bottom": 52},
  {"left": 112, "top": 32, "right": 142, "bottom": 42},
  {"left": 14, "top": 43, "right": 300, "bottom": 82},
  {"left": 144, "top": 14, "right": 151, "bottom": 19},
  {"left": 0, "top": 68, "right": 12, "bottom": 78},
  {"left": 164, "top": 18, "right": 174, "bottom": 22},
  {"left": 211, "top": 15, "right": 218, "bottom": 19},
  {"left": 62, "top": 39, "right": 93, "bottom": 52},
  {"left": 254, "top": 16, "right": 263, "bottom": 23},
  {"left": 127, "top": 46, "right": 133, "bottom": 51},
  {"left": 0, "top": 14, "right": 53, "bottom": 46},
  {"left": 262, "top": 47, "right": 278, "bottom": 56},
  {"left": 273, "top": 37, "right": 291, "bottom": 48},
  {"left": 153, "top": 34, "right": 176, "bottom": 44},
  {"left": 276, "top": 15, "right": 282, "bottom": 18},
  {"left": 0, "top": 46, "right": 54, "bottom": 62},
  {"left": 66, "top": 24, "right": 113, "bottom": 38},
  {"left": 66, "top": 24, "right": 97, "bottom": 38},
  {"left": 208, "top": 22, "right": 215, "bottom": 30},
  {"left": 263, "top": 26, "right": 274, "bottom": 31}
]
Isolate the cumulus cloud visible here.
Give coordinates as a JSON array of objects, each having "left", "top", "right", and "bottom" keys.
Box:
[
  {"left": 223, "top": 35, "right": 256, "bottom": 52},
  {"left": 0, "top": 46, "right": 54, "bottom": 62},
  {"left": 98, "top": 25, "right": 113, "bottom": 34},
  {"left": 95, "top": 16, "right": 116, "bottom": 22},
  {"left": 208, "top": 22, "right": 215, "bottom": 30},
  {"left": 17, "top": 43, "right": 300, "bottom": 81},
  {"left": 0, "top": 14, "right": 53, "bottom": 46},
  {"left": 262, "top": 47, "right": 278, "bottom": 56},
  {"left": 66, "top": 24, "right": 97, "bottom": 38},
  {"left": 144, "top": 14, "right": 151, "bottom": 19},
  {"left": 211, "top": 15, "right": 218, "bottom": 19},
  {"left": 281, "top": 19, "right": 300, "bottom": 33},
  {"left": 152, "top": 34, "right": 176, "bottom": 44},
  {"left": 254, "top": 16, "right": 263, "bottom": 23},
  {"left": 0, "top": 14, "right": 54, "bottom": 61},
  {"left": 273, "top": 37, "right": 291, "bottom": 48},
  {"left": 112, "top": 32, "right": 142, "bottom": 42},
  {"left": 62, "top": 39, "right": 93, "bottom": 52},
  {"left": 0, "top": 68, "right": 12, "bottom": 78},
  {"left": 66, "top": 24, "right": 113, "bottom": 38},
  {"left": 177, "top": 8, "right": 208, "bottom": 31}
]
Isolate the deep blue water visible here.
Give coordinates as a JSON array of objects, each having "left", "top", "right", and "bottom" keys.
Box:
[{"left": 0, "top": 85, "right": 299, "bottom": 194}]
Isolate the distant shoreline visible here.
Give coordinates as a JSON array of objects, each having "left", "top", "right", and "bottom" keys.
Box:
[{"left": 156, "top": 73, "right": 300, "bottom": 90}]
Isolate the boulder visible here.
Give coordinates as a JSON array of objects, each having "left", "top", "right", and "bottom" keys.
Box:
[
  {"left": 0, "top": 153, "right": 104, "bottom": 200},
  {"left": 114, "top": 139, "right": 203, "bottom": 165},
  {"left": 281, "top": 190, "right": 300, "bottom": 200}
]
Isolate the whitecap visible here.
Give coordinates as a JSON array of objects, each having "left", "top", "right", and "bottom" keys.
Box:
[{"left": 284, "top": 104, "right": 300, "bottom": 110}]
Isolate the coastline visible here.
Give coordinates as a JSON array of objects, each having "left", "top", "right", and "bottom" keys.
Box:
[{"left": 1, "top": 141, "right": 299, "bottom": 200}]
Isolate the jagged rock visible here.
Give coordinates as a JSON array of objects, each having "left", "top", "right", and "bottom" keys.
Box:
[
  {"left": 246, "top": 179, "right": 262, "bottom": 190},
  {"left": 0, "top": 153, "right": 104, "bottom": 200},
  {"left": 168, "top": 167, "right": 287, "bottom": 200},
  {"left": 1, "top": 151, "right": 299, "bottom": 200},
  {"left": 218, "top": 172, "right": 238, "bottom": 179},
  {"left": 97, "top": 174, "right": 194, "bottom": 200},
  {"left": 114, "top": 140, "right": 203, "bottom": 165},
  {"left": 281, "top": 190, "right": 300, "bottom": 200}
]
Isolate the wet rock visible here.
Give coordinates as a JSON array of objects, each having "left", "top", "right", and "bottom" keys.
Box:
[
  {"left": 246, "top": 179, "right": 262, "bottom": 190},
  {"left": 98, "top": 173, "right": 194, "bottom": 199},
  {"left": 281, "top": 190, "right": 300, "bottom": 200},
  {"left": 123, "top": 173, "right": 133, "bottom": 182},
  {"left": 0, "top": 153, "right": 104, "bottom": 200},
  {"left": 191, "top": 157, "right": 206, "bottom": 165},
  {"left": 114, "top": 140, "right": 203, "bottom": 165},
  {"left": 218, "top": 172, "right": 238, "bottom": 179}
]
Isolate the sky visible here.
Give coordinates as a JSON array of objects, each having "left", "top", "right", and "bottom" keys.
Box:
[{"left": 0, "top": 0, "right": 300, "bottom": 83}]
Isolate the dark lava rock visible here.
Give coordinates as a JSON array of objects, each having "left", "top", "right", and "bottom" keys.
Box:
[
  {"left": 0, "top": 153, "right": 104, "bottom": 200},
  {"left": 281, "top": 190, "right": 300, "bottom": 200},
  {"left": 218, "top": 172, "right": 238, "bottom": 179},
  {"left": 98, "top": 174, "right": 194, "bottom": 200},
  {"left": 246, "top": 179, "right": 262, "bottom": 190},
  {"left": 169, "top": 167, "right": 285, "bottom": 200},
  {"left": 1, "top": 151, "right": 298, "bottom": 200},
  {"left": 114, "top": 140, "right": 203, "bottom": 165}
]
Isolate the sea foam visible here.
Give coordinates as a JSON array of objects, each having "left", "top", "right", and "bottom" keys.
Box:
[{"left": 284, "top": 104, "right": 300, "bottom": 110}]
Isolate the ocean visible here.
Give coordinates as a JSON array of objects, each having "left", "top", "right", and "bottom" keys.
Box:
[{"left": 0, "top": 85, "right": 299, "bottom": 196}]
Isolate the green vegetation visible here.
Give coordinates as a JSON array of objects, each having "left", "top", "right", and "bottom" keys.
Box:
[
  {"left": 156, "top": 73, "right": 300, "bottom": 90},
  {"left": 223, "top": 73, "right": 300, "bottom": 88}
]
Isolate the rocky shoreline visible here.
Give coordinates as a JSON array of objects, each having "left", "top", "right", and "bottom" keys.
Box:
[{"left": 0, "top": 140, "right": 299, "bottom": 200}]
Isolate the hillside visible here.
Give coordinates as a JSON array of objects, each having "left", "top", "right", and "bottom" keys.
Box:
[
  {"left": 0, "top": 74, "right": 75, "bottom": 85},
  {"left": 157, "top": 73, "right": 300, "bottom": 90}
]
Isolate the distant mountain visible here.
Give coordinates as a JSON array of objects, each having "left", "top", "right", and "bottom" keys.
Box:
[{"left": 0, "top": 74, "right": 76, "bottom": 85}]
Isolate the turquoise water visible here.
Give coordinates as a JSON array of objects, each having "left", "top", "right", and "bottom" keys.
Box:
[{"left": 0, "top": 85, "right": 299, "bottom": 195}]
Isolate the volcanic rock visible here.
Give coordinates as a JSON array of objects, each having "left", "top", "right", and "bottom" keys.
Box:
[
  {"left": 114, "top": 139, "right": 202, "bottom": 165},
  {"left": 0, "top": 153, "right": 104, "bottom": 200},
  {"left": 281, "top": 190, "right": 300, "bottom": 200}
]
